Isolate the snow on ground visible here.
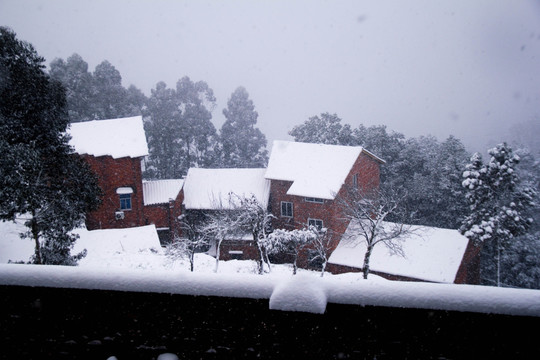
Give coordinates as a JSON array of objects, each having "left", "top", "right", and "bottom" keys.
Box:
[{"left": 1, "top": 220, "right": 539, "bottom": 317}]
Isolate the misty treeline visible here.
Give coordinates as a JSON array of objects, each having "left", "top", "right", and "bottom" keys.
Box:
[
  {"left": 48, "top": 54, "right": 268, "bottom": 178},
  {"left": 50, "top": 54, "right": 540, "bottom": 289},
  {"left": 290, "top": 113, "right": 540, "bottom": 289}
]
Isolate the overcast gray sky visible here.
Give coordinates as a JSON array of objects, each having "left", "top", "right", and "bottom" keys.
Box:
[{"left": 2, "top": 0, "right": 540, "bottom": 153}]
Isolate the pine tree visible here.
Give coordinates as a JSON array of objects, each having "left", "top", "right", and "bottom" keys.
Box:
[
  {"left": 460, "top": 143, "right": 536, "bottom": 286},
  {"left": 0, "top": 27, "right": 101, "bottom": 265},
  {"left": 220, "top": 86, "right": 268, "bottom": 168}
]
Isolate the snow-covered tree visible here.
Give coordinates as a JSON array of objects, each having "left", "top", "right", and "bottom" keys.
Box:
[
  {"left": 198, "top": 207, "right": 241, "bottom": 273},
  {"left": 143, "top": 81, "right": 183, "bottom": 179},
  {"left": 336, "top": 185, "right": 411, "bottom": 279},
  {"left": 264, "top": 227, "right": 318, "bottom": 275},
  {"left": 49, "top": 53, "right": 95, "bottom": 121},
  {"left": 234, "top": 194, "right": 274, "bottom": 274},
  {"left": 144, "top": 78, "right": 218, "bottom": 179},
  {"left": 460, "top": 143, "right": 536, "bottom": 287},
  {"left": 168, "top": 213, "right": 211, "bottom": 272},
  {"left": 0, "top": 27, "right": 101, "bottom": 265},
  {"left": 176, "top": 76, "right": 218, "bottom": 171},
  {"left": 289, "top": 112, "right": 356, "bottom": 146},
  {"left": 49, "top": 54, "right": 147, "bottom": 122},
  {"left": 307, "top": 227, "right": 333, "bottom": 277},
  {"left": 91, "top": 60, "right": 130, "bottom": 120},
  {"left": 219, "top": 86, "right": 268, "bottom": 168}
]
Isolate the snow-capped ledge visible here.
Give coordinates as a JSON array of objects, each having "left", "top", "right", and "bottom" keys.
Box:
[
  {"left": 1, "top": 264, "right": 540, "bottom": 317},
  {"left": 270, "top": 274, "right": 328, "bottom": 314}
]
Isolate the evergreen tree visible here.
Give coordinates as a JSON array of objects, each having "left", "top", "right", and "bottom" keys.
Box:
[
  {"left": 49, "top": 53, "right": 94, "bottom": 121},
  {"left": 143, "top": 81, "right": 182, "bottom": 178},
  {"left": 144, "top": 77, "right": 218, "bottom": 178},
  {"left": 289, "top": 112, "right": 355, "bottom": 145},
  {"left": 91, "top": 60, "right": 129, "bottom": 119},
  {"left": 460, "top": 143, "right": 536, "bottom": 286},
  {"left": 220, "top": 86, "right": 268, "bottom": 168},
  {"left": 0, "top": 27, "right": 101, "bottom": 265},
  {"left": 125, "top": 84, "right": 147, "bottom": 117},
  {"left": 176, "top": 76, "right": 218, "bottom": 171}
]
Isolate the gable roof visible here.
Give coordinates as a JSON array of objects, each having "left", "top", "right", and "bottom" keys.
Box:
[
  {"left": 143, "top": 179, "right": 184, "bottom": 206},
  {"left": 68, "top": 116, "right": 149, "bottom": 159},
  {"left": 265, "top": 140, "right": 382, "bottom": 200},
  {"left": 328, "top": 221, "right": 469, "bottom": 283},
  {"left": 183, "top": 168, "right": 270, "bottom": 210}
]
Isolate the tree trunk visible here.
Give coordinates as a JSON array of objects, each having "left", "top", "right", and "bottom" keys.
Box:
[
  {"left": 214, "top": 238, "right": 222, "bottom": 273},
  {"left": 190, "top": 251, "right": 194, "bottom": 272},
  {"left": 30, "top": 212, "right": 42, "bottom": 265},
  {"left": 255, "top": 232, "right": 265, "bottom": 275},
  {"left": 320, "top": 259, "right": 327, "bottom": 277},
  {"left": 496, "top": 238, "right": 501, "bottom": 287},
  {"left": 264, "top": 248, "right": 272, "bottom": 273},
  {"left": 363, "top": 245, "right": 374, "bottom": 279}
]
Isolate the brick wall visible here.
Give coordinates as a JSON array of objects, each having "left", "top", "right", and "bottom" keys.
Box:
[
  {"left": 82, "top": 155, "right": 145, "bottom": 230},
  {"left": 269, "top": 151, "right": 382, "bottom": 268},
  {"left": 143, "top": 190, "right": 184, "bottom": 241}
]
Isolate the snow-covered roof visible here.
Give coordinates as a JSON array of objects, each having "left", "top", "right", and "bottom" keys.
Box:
[
  {"left": 143, "top": 179, "right": 184, "bottom": 206},
  {"left": 183, "top": 168, "right": 270, "bottom": 210},
  {"left": 67, "top": 116, "right": 149, "bottom": 159},
  {"left": 328, "top": 221, "right": 469, "bottom": 283},
  {"left": 265, "top": 140, "right": 382, "bottom": 200}
]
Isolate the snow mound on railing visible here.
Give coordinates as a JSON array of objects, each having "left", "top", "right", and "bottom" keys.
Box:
[
  {"left": 1, "top": 264, "right": 540, "bottom": 317},
  {"left": 269, "top": 274, "right": 327, "bottom": 314}
]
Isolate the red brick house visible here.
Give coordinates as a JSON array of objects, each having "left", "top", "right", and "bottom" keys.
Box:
[
  {"left": 264, "top": 140, "right": 385, "bottom": 267},
  {"left": 68, "top": 116, "right": 149, "bottom": 230},
  {"left": 68, "top": 116, "right": 183, "bottom": 244}
]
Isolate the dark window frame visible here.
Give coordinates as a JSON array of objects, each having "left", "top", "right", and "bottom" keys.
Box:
[
  {"left": 281, "top": 201, "right": 293, "bottom": 217},
  {"left": 119, "top": 193, "right": 132, "bottom": 210},
  {"left": 308, "top": 218, "right": 324, "bottom": 230}
]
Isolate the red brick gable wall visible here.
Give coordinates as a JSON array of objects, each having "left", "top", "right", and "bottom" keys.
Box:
[
  {"left": 268, "top": 151, "right": 382, "bottom": 267},
  {"left": 82, "top": 154, "right": 145, "bottom": 230},
  {"left": 143, "top": 189, "right": 184, "bottom": 239}
]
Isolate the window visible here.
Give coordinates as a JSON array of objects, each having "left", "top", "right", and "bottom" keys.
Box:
[
  {"left": 119, "top": 193, "right": 132, "bottom": 210},
  {"left": 353, "top": 174, "right": 359, "bottom": 187},
  {"left": 229, "top": 250, "right": 244, "bottom": 260},
  {"left": 117, "top": 187, "right": 133, "bottom": 210},
  {"left": 281, "top": 201, "right": 293, "bottom": 217},
  {"left": 308, "top": 218, "right": 323, "bottom": 231},
  {"left": 305, "top": 197, "right": 324, "bottom": 204}
]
